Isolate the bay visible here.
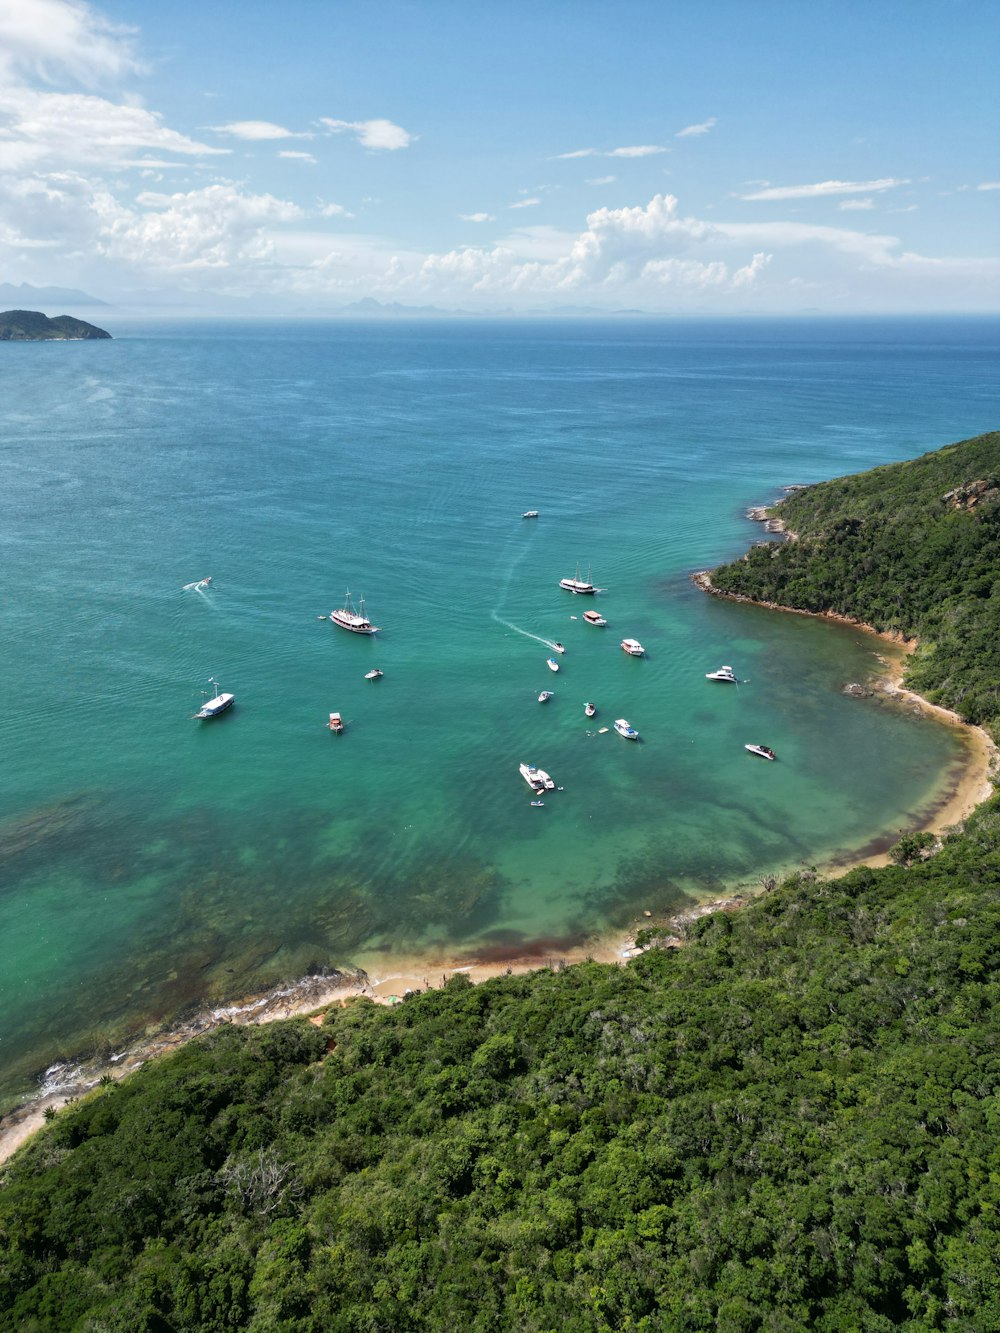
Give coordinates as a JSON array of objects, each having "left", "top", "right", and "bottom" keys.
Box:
[{"left": 1, "top": 315, "right": 997, "bottom": 1105}]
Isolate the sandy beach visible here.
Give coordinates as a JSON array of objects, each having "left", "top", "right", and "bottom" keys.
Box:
[{"left": 2, "top": 575, "right": 995, "bottom": 1170}]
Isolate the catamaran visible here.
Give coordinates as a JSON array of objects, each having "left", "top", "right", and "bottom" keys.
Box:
[{"left": 330, "top": 591, "right": 380, "bottom": 635}]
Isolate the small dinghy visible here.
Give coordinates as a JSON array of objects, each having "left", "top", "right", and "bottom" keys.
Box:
[
  {"left": 584, "top": 701, "right": 596, "bottom": 717},
  {"left": 538, "top": 690, "right": 554, "bottom": 703},
  {"left": 522, "top": 510, "right": 539, "bottom": 519},
  {"left": 364, "top": 669, "right": 383, "bottom": 681}
]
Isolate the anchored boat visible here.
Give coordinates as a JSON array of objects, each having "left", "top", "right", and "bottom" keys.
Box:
[
  {"left": 621, "top": 638, "right": 644, "bottom": 656},
  {"left": 614, "top": 718, "right": 640, "bottom": 741},
  {"left": 330, "top": 591, "right": 379, "bottom": 635},
  {"left": 195, "top": 678, "right": 233, "bottom": 719}
]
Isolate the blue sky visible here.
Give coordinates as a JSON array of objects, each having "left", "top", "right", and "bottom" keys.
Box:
[{"left": 0, "top": 0, "right": 998, "bottom": 312}]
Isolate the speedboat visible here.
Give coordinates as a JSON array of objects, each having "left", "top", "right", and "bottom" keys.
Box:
[
  {"left": 330, "top": 591, "right": 379, "bottom": 635},
  {"left": 553, "top": 642, "right": 566, "bottom": 653},
  {"left": 530, "top": 799, "right": 545, "bottom": 807},
  {"left": 364, "top": 669, "right": 383, "bottom": 681},
  {"left": 706, "top": 665, "right": 737, "bottom": 683},
  {"left": 614, "top": 718, "right": 640, "bottom": 741},
  {"left": 621, "top": 638, "right": 644, "bottom": 656},
  {"left": 522, "top": 510, "right": 539, "bottom": 519},
  {"left": 546, "top": 658, "right": 560, "bottom": 672},
  {"left": 559, "top": 566, "right": 596, "bottom": 595},
  {"left": 584, "top": 702, "right": 596, "bottom": 717},
  {"left": 538, "top": 690, "right": 553, "bottom": 703},
  {"left": 195, "top": 678, "right": 233, "bottom": 719},
  {"left": 583, "top": 610, "right": 607, "bottom": 626},
  {"left": 745, "top": 743, "right": 776, "bottom": 760},
  {"left": 520, "top": 762, "right": 554, "bottom": 792},
  {"left": 328, "top": 712, "right": 345, "bottom": 733}
]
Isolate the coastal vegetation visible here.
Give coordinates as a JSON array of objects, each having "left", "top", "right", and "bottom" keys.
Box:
[
  {"left": 0, "top": 309, "right": 111, "bottom": 340},
  {"left": 711, "top": 428, "right": 1000, "bottom": 737},
  {"left": 1, "top": 429, "right": 998, "bottom": 1331}
]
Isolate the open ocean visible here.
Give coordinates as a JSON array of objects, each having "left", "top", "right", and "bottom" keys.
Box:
[{"left": 1, "top": 315, "right": 997, "bottom": 1107}]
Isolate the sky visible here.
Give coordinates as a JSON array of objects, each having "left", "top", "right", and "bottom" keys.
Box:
[{"left": 0, "top": 0, "right": 998, "bottom": 314}]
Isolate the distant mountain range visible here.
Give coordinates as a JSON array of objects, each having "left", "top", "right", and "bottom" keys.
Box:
[{"left": 0, "top": 282, "right": 108, "bottom": 308}]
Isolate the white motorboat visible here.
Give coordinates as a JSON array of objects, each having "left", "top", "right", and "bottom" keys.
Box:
[
  {"left": 614, "top": 718, "right": 640, "bottom": 740},
  {"left": 583, "top": 610, "right": 607, "bottom": 626},
  {"left": 538, "top": 690, "right": 553, "bottom": 703},
  {"left": 328, "top": 712, "right": 345, "bottom": 733},
  {"left": 546, "top": 657, "right": 560, "bottom": 672},
  {"left": 559, "top": 566, "right": 596, "bottom": 595},
  {"left": 553, "top": 642, "right": 566, "bottom": 653},
  {"left": 519, "top": 762, "right": 555, "bottom": 792},
  {"left": 364, "top": 669, "right": 384, "bottom": 681},
  {"left": 621, "top": 638, "right": 644, "bottom": 656},
  {"left": 584, "top": 702, "right": 596, "bottom": 717},
  {"left": 330, "top": 591, "right": 379, "bottom": 635},
  {"left": 706, "top": 665, "right": 737, "bottom": 683},
  {"left": 195, "top": 678, "right": 233, "bottom": 719},
  {"left": 522, "top": 510, "right": 539, "bottom": 519},
  {"left": 745, "top": 743, "right": 776, "bottom": 760}
]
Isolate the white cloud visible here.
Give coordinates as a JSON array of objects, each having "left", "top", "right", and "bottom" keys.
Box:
[
  {"left": 279, "top": 150, "right": 316, "bottom": 163},
  {"left": 213, "top": 120, "right": 304, "bottom": 141},
  {"left": 460, "top": 212, "right": 494, "bottom": 222},
  {"left": 608, "top": 144, "right": 667, "bottom": 158},
  {"left": 587, "top": 176, "right": 616, "bottom": 185},
  {"left": 0, "top": 86, "right": 229, "bottom": 171},
  {"left": 552, "top": 148, "right": 596, "bottom": 159},
  {"left": 740, "top": 178, "right": 908, "bottom": 201},
  {"left": 509, "top": 197, "right": 541, "bottom": 209},
  {"left": 675, "top": 118, "right": 716, "bottom": 138},
  {"left": 838, "top": 198, "right": 874, "bottom": 211},
  {"left": 320, "top": 117, "right": 413, "bottom": 150},
  {"left": 978, "top": 181, "right": 1000, "bottom": 191},
  {"left": 319, "top": 202, "right": 354, "bottom": 217},
  {"left": 100, "top": 182, "right": 303, "bottom": 270},
  {"left": 0, "top": 0, "right": 141, "bottom": 87}
]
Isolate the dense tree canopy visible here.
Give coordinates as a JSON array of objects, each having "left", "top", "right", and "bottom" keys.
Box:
[
  {"left": 711, "top": 430, "right": 1000, "bottom": 735},
  {"left": 1, "top": 430, "right": 998, "bottom": 1331}
]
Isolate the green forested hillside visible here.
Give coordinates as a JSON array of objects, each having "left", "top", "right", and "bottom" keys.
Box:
[
  {"left": 0, "top": 309, "right": 111, "bottom": 340},
  {"left": 710, "top": 430, "right": 1000, "bottom": 733},
  {"left": 1, "top": 431, "right": 998, "bottom": 1332}
]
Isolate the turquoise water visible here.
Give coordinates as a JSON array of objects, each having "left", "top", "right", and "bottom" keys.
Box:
[{"left": 1, "top": 317, "right": 997, "bottom": 1103}]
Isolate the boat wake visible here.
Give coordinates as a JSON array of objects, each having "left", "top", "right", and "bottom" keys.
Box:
[
  {"left": 490, "top": 529, "right": 564, "bottom": 653},
  {"left": 182, "top": 577, "right": 213, "bottom": 597}
]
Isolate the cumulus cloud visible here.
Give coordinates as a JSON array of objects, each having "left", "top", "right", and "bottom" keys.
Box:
[
  {"left": 675, "top": 118, "right": 716, "bottom": 138},
  {"left": 0, "top": 0, "right": 141, "bottom": 86},
  {"left": 213, "top": 120, "right": 305, "bottom": 141},
  {"left": 320, "top": 117, "right": 413, "bottom": 150},
  {"left": 100, "top": 182, "right": 303, "bottom": 269},
  {"left": 740, "top": 178, "right": 908, "bottom": 201},
  {"left": 460, "top": 212, "right": 494, "bottom": 222},
  {"left": 319, "top": 202, "right": 354, "bottom": 217}
]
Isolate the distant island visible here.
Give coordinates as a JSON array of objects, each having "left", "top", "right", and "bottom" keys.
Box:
[{"left": 0, "top": 309, "right": 112, "bottom": 341}]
